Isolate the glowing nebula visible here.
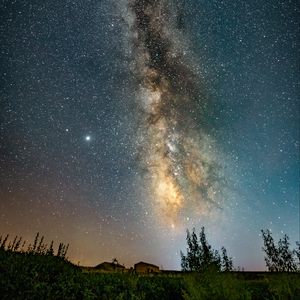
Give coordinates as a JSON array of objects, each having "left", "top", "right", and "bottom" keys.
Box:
[{"left": 127, "top": 0, "right": 224, "bottom": 227}]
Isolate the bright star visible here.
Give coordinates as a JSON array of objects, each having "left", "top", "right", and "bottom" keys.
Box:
[{"left": 85, "top": 135, "right": 91, "bottom": 141}]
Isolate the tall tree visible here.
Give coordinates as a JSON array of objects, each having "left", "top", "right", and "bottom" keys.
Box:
[
  {"left": 261, "top": 229, "right": 279, "bottom": 271},
  {"left": 278, "top": 235, "right": 297, "bottom": 272},
  {"left": 295, "top": 242, "right": 300, "bottom": 270},
  {"left": 181, "top": 227, "right": 232, "bottom": 272},
  {"left": 221, "top": 246, "right": 233, "bottom": 271},
  {"left": 261, "top": 229, "right": 298, "bottom": 272}
]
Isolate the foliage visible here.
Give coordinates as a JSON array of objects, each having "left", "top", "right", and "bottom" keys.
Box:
[
  {"left": 182, "top": 271, "right": 251, "bottom": 300},
  {"left": 0, "top": 233, "right": 78, "bottom": 299},
  {"left": 261, "top": 229, "right": 298, "bottom": 272},
  {"left": 265, "top": 273, "right": 300, "bottom": 299},
  {"left": 221, "top": 247, "right": 233, "bottom": 272},
  {"left": 1, "top": 247, "right": 300, "bottom": 299},
  {"left": 0, "top": 249, "right": 90, "bottom": 300},
  {"left": 245, "top": 273, "right": 300, "bottom": 300},
  {"left": 136, "top": 276, "right": 184, "bottom": 300},
  {"left": 0, "top": 233, "right": 69, "bottom": 259},
  {"left": 294, "top": 241, "right": 300, "bottom": 270},
  {"left": 180, "top": 227, "right": 233, "bottom": 272},
  {"left": 1, "top": 230, "right": 300, "bottom": 299}
]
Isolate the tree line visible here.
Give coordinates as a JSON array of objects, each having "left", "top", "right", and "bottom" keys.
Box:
[
  {"left": 181, "top": 227, "right": 300, "bottom": 272},
  {"left": 180, "top": 227, "right": 233, "bottom": 272},
  {"left": 261, "top": 229, "right": 300, "bottom": 272},
  {"left": 0, "top": 232, "right": 69, "bottom": 259},
  {"left": 1, "top": 228, "right": 299, "bottom": 272}
]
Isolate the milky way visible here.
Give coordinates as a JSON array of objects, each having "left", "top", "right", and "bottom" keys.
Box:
[
  {"left": 1, "top": 0, "right": 298, "bottom": 270},
  {"left": 125, "top": 0, "right": 225, "bottom": 227}
]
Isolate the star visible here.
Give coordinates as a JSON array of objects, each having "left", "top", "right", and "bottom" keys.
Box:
[{"left": 0, "top": 0, "right": 298, "bottom": 272}]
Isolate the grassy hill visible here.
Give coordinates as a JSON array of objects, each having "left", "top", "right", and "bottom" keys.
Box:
[{"left": 1, "top": 248, "right": 300, "bottom": 299}]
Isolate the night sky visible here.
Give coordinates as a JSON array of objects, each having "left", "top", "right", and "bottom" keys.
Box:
[{"left": 0, "top": 0, "right": 299, "bottom": 270}]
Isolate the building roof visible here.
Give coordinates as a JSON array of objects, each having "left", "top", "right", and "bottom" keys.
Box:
[
  {"left": 134, "top": 261, "right": 159, "bottom": 269},
  {"left": 95, "top": 262, "right": 125, "bottom": 269}
]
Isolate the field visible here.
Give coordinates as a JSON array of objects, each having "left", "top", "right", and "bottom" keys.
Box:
[{"left": 1, "top": 249, "right": 300, "bottom": 300}]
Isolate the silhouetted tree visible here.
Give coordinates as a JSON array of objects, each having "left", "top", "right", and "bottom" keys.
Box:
[
  {"left": 261, "top": 229, "right": 298, "bottom": 272},
  {"left": 261, "top": 229, "right": 279, "bottom": 271},
  {"left": 47, "top": 241, "right": 54, "bottom": 256},
  {"left": 13, "top": 236, "right": 22, "bottom": 252},
  {"left": 181, "top": 227, "right": 232, "bottom": 272},
  {"left": 199, "top": 227, "right": 221, "bottom": 271},
  {"left": 21, "top": 240, "right": 26, "bottom": 252},
  {"left": 181, "top": 229, "right": 201, "bottom": 271},
  {"left": 295, "top": 242, "right": 300, "bottom": 270},
  {"left": 0, "top": 232, "right": 71, "bottom": 263},
  {"left": 61, "top": 243, "right": 69, "bottom": 259},
  {"left": 32, "top": 232, "right": 39, "bottom": 253},
  {"left": 278, "top": 235, "right": 297, "bottom": 271},
  {"left": 27, "top": 243, "right": 32, "bottom": 253},
  {"left": 221, "top": 246, "right": 233, "bottom": 271},
  {"left": 57, "top": 243, "right": 63, "bottom": 257},
  {"left": 0, "top": 234, "right": 9, "bottom": 250},
  {"left": 37, "top": 235, "right": 44, "bottom": 254},
  {"left": 10, "top": 236, "right": 18, "bottom": 251},
  {"left": 55, "top": 242, "right": 68, "bottom": 259}
]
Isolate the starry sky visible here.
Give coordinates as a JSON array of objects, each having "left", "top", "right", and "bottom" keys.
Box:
[{"left": 0, "top": 0, "right": 299, "bottom": 270}]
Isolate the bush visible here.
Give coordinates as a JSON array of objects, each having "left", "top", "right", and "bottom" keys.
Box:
[
  {"left": 1, "top": 249, "right": 300, "bottom": 299},
  {"left": 0, "top": 249, "right": 90, "bottom": 300},
  {"left": 182, "top": 271, "right": 251, "bottom": 300}
]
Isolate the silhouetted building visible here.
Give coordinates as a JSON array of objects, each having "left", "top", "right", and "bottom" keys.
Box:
[
  {"left": 95, "top": 262, "right": 125, "bottom": 272},
  {"left": 134, "top": 261, "right": 160, "bottom": 274}
]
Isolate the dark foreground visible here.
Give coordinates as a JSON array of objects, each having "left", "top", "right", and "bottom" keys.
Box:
[{"left": 1, "top": 250, "right": 300, "bottom": 300}]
